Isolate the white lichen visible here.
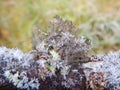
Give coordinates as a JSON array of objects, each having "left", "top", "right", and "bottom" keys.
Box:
[
  {"left": 28, "top": 78, "right": 40, "bottom": 89},
  {"left": 97, "top": 51, "right": 120, "bottom": 90},
  {"left": 83, "top": 51, "right": 120, "bottom": 90},
  {"left": 1, "top": 16, "right": 120, "bottom": 90},
  {"left": 0, "top": 47, "right": 24, "bottom": 70}
]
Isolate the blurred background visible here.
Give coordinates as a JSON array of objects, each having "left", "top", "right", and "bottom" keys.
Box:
[{"left": 0, "top": 0, "right": 120, "bottom": 53}]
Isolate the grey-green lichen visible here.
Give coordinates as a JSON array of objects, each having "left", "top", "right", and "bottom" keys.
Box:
[
  {"left": 0, "top": 16, "right": 120, "bottom": 90},
  {"left": 0, "top": 16, "right": 89, "bottom": 90},
  {"left": 83, "top": 51, "right": 120, "bottom": 90}
]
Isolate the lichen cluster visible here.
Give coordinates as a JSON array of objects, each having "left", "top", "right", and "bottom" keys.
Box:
[
  {"left": 0, "top": 16, "right": 91, "bottom": 90},
  {"left": 97, "top": 51, "right": 120, "bottom": 90},
  {"left": 83, "top": 51, "right": 120, "bottom": 90},
  {"left": 0, "top": 16, "right": 120, "bottom": 90}
]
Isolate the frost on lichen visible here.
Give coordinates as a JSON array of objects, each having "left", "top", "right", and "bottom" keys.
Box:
[
  {"left": 0, "top": 47, "right": 40, "bottom": 89},
  {"left": 83, "top": 51, "right": 120, "bottom": 90},
  {"left": 97, "top": 51, "right": 120, "bottom": 90},
  {"left": 0, "top": 16, "right": 120, "bottom": 90},
  {"left": 32, "top": 16, "right": 91, "bottom": 65},
  {"left": 0, "top": 16, "right": 90, "bottom": 90}
]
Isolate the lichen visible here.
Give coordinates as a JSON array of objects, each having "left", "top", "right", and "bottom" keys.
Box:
[
  {"left": 0, "top": 16, "right": 90, "bottom": 90},
  {"left": 0, "top": 16, "right": 120, "bottom": 90},
  {"left": 97, "top": 51, "right": 120, "bottom": 90},
  {"left": 83, "top": 51, "right": 120, "bottom": 90}
]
